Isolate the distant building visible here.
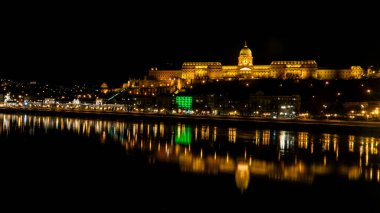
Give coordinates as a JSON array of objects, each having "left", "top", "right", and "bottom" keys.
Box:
[
  {"left": 44, "top": 98, "right": 55, "bottom": 105},
  {"left": 313, "top": 66, "right": 364, "bottom": 80},
  {"left": 101, "top": 79, "right": 180, "bottom": 98},
  {"left": 249, "top": 95, "right": 301, "bottom": 118},
  {"left": 343, "top": 101, "right": 380, "bottom": 119},
  {"left": 95, "top": 98, "right": 103, "bottom": 105},
  {"left": 72, "top": 99, "right": 80, "bottom": 105},
  {"left": 172, "top": 93, "right": 300, "bottom": 117},
  {"left": 149, "top": 42, "right": 364, "bottom": 81}
]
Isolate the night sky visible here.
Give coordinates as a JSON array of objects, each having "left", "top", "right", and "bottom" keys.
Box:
[{"left": 2, "top": 3, "right": 379, "bottom": 83}]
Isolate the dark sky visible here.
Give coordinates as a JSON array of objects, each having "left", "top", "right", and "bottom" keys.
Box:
[{"left": 2, "top": 2, "right": 379, "bottom": 83}]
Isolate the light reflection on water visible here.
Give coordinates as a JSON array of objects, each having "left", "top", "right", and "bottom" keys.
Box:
[{"left": 0, "top": 113, "right": 379, "bottom": 192}]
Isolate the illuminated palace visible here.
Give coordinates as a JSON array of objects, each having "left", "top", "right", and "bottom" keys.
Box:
[{"left": 149, "top": 42, "right": 364, "bottom": 81}]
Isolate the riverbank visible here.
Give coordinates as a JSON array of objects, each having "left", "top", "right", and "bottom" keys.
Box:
[{"left": 1, "top": 107, "right": 380, "bottom": 133}]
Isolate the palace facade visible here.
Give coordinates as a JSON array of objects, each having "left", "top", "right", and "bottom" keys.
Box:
[{"left": 149, "top": 42, "right": 364, "bottom": 81}]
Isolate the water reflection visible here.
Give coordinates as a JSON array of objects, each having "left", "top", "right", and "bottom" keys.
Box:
[
  {"left": 235, "top": 162, "right": 250, "bottom": 193},
  {"left": 0, "top": 113, "right": 379, "bottom": 193}
]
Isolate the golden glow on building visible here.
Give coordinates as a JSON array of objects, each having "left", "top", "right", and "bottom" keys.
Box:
[{"left": 148, "top": 42, "right": 364, "bottom": 82}]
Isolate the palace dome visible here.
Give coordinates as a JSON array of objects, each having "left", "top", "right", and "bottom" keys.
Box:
[{"left": 239, "top": 42, "right": 252, "bottom": 56}]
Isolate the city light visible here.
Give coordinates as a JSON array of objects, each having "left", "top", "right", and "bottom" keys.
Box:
[{"left": 176, "top": 96, "right": 193, "bottom": 110}]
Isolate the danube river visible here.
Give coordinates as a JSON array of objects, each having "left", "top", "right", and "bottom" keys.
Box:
[{"left": 0, "top": 113, "right": 379, "bottom": 210}]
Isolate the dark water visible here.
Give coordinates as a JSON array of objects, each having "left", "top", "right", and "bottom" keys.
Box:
[{"left": 0, "top": 113, "right": 379, "bottom": 210}]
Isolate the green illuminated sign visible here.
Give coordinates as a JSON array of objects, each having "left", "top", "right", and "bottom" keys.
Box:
[{"left": 176, "top": 96, "right": 192, "bottom": 110}]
